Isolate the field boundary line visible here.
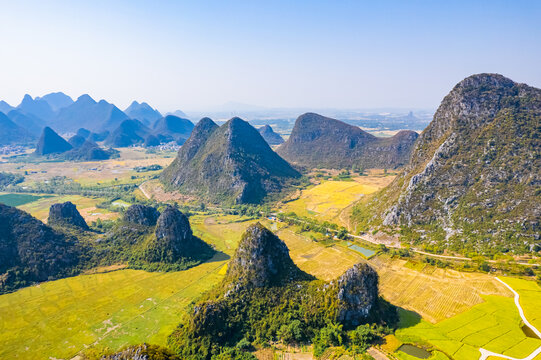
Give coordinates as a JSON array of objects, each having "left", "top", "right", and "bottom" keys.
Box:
[{"left": 478, "top": 277, "right": 541, "bottom": 360}]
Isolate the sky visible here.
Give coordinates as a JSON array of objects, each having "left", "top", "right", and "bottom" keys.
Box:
[{"left": 0, "top": 0, "right": 540, "bottom": 112}]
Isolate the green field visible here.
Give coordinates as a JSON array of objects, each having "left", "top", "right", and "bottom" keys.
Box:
[
  {"left": 0, "top": 260, "right": 226, "bottom": 360},
  {"left": 0, "top": 193, "right": 52, "bottom": 207},
  {"left": 394, "top": 277, "right": 541, "bottom": 360}
]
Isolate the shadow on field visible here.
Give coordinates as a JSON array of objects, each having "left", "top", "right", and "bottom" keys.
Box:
[
  {"left": 206, "top": 251, "right": 230, "bottom": 263},
  {"left": 396, "top": 307, "right": 422, "bottom": 329}
]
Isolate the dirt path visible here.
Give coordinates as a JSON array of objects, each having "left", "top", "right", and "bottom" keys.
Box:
[{"left": 478, "top": 278, "right": 541, "bottom": 360}]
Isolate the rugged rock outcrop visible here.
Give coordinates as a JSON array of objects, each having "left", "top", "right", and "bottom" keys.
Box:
[
  {"left": 34, "top": 126, "right": 73, "bottom": 155},
  {"left": 47, "top": 201, "right": 89, "bottom": 230},
  {"left": 225, "top": 223, "right": 309, "bottom": 290},
  {"left": 277, "top": 112, "right": 419, "bottom": 169},
  {"left": 161, "top": 117, "right": 300, "bottom": 204},
  {"left": 353, "top": 73, "right": 541, "bottom": 253},
  {"left": 124, "top": 204, "right": 160, "bottom": 226},
  {"left": 336, "top": 263, "right": 378, "bottom": 326},
  {"left": 148, "top": 206, "right": 214, "bottom": 262},
  {"left": 258, "top": 124, "right": 284, "bottom": 145}
]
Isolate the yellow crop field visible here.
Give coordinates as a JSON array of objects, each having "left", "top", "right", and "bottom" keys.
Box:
[
  {"left": 0, "top": 260, "right": 226, "bottom": 360},
  {"left": 368, "top": 256, "right": 513, "bottom": 323},
  {"left": 17, "top": 194, "right": 115, "bottom": 222},
  {"left": 280, "top": 176, "right": 394, "bottom": 225}
]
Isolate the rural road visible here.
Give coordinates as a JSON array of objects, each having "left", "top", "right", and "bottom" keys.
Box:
[
  {"left": 139, "top": 181, "right": 151, "bottom": 199},
  {"left": 478, "top": 277, "right": 541, "bottom": 360}
]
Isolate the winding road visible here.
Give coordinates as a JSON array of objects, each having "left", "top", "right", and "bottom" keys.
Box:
[{"left": 478, "top": 277, "right": 541, "bottom": 360}]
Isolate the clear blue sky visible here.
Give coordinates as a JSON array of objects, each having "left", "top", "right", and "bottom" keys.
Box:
[{"left": 1, "top": 0, "right": 540, "bottom": 111}]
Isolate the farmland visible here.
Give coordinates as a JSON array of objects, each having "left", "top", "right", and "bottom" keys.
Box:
[
  {"left": 0, "top": 261, "right": 226, "bottom": 360},
  {"left": 392, "top": 277, "right": 541, "bottom": 360},
  {"left": 279, "top": 172, "right": 394, "bottom": 226}
]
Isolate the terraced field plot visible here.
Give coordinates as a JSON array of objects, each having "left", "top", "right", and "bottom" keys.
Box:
[
  {"left": 369, "top": 256, "right": 512, "bottom": 323},
  {"left": 15, "top": 193, "right": 115, "bottom": 222},
  {"left": 280, "top": 175, "right": 394, "bottom": 225},
  {"left": 0, "top": 260, "right": 226, "bottom": 360},
  {"left": 393, "top": 278, "right": 541, "bottom": 360}
]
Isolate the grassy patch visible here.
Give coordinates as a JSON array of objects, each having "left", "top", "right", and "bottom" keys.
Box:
[
  {"left": 0, "top": 193, "right": 52, "bottom": 206},
  {"left": 394, "top": 277, "right": 541, "bottom": 360}
]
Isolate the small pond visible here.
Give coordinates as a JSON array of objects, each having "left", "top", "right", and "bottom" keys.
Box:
[
  {"left": 397, "top": 344, "right": 432, "bottom": 359},
  {"left": 347, "top": 243, "right": 376, "bottom": 258}
]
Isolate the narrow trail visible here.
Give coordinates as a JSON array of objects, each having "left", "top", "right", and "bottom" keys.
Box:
[{"left": 478, "top": 277, "right": 541, "bottom": 360}]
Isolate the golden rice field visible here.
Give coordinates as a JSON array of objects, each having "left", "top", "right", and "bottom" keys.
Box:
[
  {"left": 369, "top": 255, "right": 513, "bottom": 323},
  {"left": 280, "top": 175, "right": 394, "bottom": 225},
  {"left": 0, "top": 260, "right": 226, "bottom": 360}
]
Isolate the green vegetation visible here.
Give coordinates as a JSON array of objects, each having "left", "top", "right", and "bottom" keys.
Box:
[
  {"left": 0, "top": 171, "right": 24, "bottom": 188},
  {"left": 0, "top": 193, "right": 51, "bottom": 206}
]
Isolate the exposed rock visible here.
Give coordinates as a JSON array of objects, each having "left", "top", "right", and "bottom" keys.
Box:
[
  {"left": 277, "top": 112, "right": 419, "bottom": 169},
  {"left": 124, "top": 204, "right": 160, "bottom": 226},
  {"left": 225, "top": 223, "right": 310, "bottom": 291},
  {"left": 150, "top": 206, "right": 214, "bottom": 261},
  {"left": 48, "top": 201, "right": 89, "bottom": 230},
  {"left": 355, "top": 73, "right": 541, "bottom": 253},
  {"left": 336, "top": 263, "right": 378, "bottom": 326}
]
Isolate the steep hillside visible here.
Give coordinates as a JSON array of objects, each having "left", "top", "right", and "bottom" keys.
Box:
[
  {"left": 47, "top": 202, "right": 89, "bottom": 230},
  {"left": 352, "top": 74, "right": 541, "bottom": 255},
  {"left": 169, "top": 223, "right": 390, "bottom": 359},
  {"left": 62, "top": 140, "right": 117, "bottom": 161},
  {"left": 92, "top": 205, "right": 214, "bottom": 271},
  {"left": 124, "top": 101, "right": 162, "bottom": 125},
  {"left": 152, "top": 115, "right": 194, "bottom": 144},
  {"left": 277, "top": 112, "right": 419, "bottom": 169},
  {"left": 105, "top": 119, "right": 151, "bottom": 147},
  {"left": 0, "top": 112, "right": 35, "bottom": 145},
  {"left": 7, "top": 110, "right": 45, "bottom": 136},
  {"left": 0, "top": 100, "right": 14, "bottom": 114},
  {"left": 16, "top": 94, "right": 55, "bottom": 122},
  {"left": 34, "top": 127, "right": 73, "bottom": 155},
  {"left": 161, "top": 117, "right": 300, "bottom": 204},
  {"left": 258, "top": 124, "right": 284, "bottom": 145},
  {"left": 52, "top": 94, "right": 129, "bottom": 132},
  {"left": 0, "top": 204, "right": 80, "bottom": 293}
]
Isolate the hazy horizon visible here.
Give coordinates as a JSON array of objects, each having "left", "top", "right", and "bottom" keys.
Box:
[{"left": 1, "top": 0, "right": 540, "bottom": 112}]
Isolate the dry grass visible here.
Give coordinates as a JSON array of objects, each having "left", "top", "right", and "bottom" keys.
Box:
[{"left": 368, "top": 255, "right": 513, "bottom": 323}]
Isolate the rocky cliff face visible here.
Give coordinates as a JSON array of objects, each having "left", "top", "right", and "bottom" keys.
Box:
[
  {"left": 225, "top": 223, "right": 309, "bottom": 291},
  {"left": 47, "top": 201, "right": 89, "bottom": 230},
  {"left": 161, "top": 117, "right": 300, "bottom": 204},
  {"left": 124, "top": 204, "right": 160, "bottom": 226},
  {"left": 148, "top": 206, "right": 214, "bottom": 262},
  {"left": 354, "top": 74, "right": 541, "bottom": 254},
  {"left": 336, "top": 263, "right": 378, "bottom": 326},
  {"left": 277, "top": 113, "right": 419, "bottom": 169}
]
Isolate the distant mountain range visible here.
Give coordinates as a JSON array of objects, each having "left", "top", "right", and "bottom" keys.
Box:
[
  {"left": 161, "top": 117, "right": 300, "bottom": 204},
  {"left": 0, "top": 92, "right": 190, "bottom": 144},
  {"left": 277, "top": 112, "right": 419, "bottom": 169},
  {"left": 258, "top": 124, "right": 284, "bottom": 145}
]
